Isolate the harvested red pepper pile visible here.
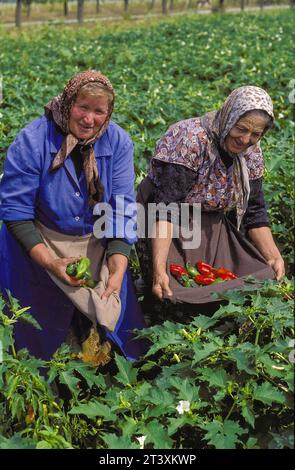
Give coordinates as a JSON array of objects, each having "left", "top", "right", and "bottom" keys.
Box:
[{"left": 170, "top": 261, "right": 237, "bottom": 287}]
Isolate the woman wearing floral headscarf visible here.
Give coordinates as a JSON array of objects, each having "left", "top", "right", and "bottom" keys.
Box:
[
  {"left": 0, "top": 70, "right": 148, "bottom": 363},
  {"left": 137, "top": 86, "right": 285, "bottom": 304}
]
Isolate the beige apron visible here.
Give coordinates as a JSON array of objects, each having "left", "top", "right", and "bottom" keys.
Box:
[{"left": 36, "top": 222, "right": 121, "bottom": 332}]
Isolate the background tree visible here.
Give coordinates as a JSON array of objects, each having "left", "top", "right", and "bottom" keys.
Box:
[
  {"left": 77, "top": 0, "right": 84, "bottom": 24},
  {"left": 15, "top": 0, "right": 22, "bottom": 27},
  {"left": 25, "top": 0, "right": 32, "bottom": 18},
  {"left": 64, "top": 0, "right": 69, "bottom": 17}
]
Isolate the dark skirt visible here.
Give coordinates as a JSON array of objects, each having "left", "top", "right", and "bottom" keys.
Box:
[{"left": 136, "top": 177, "right": 274, "bottom": 309}]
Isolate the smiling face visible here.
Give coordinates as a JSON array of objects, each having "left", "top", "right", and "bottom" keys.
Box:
[
  {"left": 69, "top": 93, "right": 110, "bottom": 140},
  {"left": 224, "top": 112, "right": 268, "bottom": 154}
]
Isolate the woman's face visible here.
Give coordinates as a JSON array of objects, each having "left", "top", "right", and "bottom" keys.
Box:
[
  {"left": 69, "top": 93, "right": 109, "bottom": 140},
  {"left": 224, "top": 114, "right": 267, "bottom": 154}
]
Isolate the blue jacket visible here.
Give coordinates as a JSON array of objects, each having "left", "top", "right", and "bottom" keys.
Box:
[{"left": 0, "top": 116, "right": 147, "bottom": 361}]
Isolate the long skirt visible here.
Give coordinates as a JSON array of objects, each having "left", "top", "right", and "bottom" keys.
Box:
[{"left": 136, "top": 177, "right": 274, "bottom": 315}]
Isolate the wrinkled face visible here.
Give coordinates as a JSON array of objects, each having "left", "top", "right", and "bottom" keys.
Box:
[
  {"left": 69, "top": 93, "right": 109, "bottom": 140},
  {"left": 224, "top": 113, "right": 267, "bottom": 154}
]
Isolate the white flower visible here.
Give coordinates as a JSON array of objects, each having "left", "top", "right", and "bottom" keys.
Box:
[
  {"left": 176, "top": 400, "right": 190, "bottom": 415},
  {"left": 136, "top": 435, "right": 147, "bottom": 449}
]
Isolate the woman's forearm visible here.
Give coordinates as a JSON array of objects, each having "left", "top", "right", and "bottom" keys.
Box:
[
  {"left": 107, "top": 253, "right": 128, "bottom": 275},
  {"left": 29, "top": 243, "right": 55, "bottom": 270},
  {"left": 152, "top": 221, "right": 173, "bottom": 273},
  {"left": 248, "top": 226, "right": 281, "bottom": 261},
  {"left": 248, "top": 226, "right": 285, "bottom": 280}
]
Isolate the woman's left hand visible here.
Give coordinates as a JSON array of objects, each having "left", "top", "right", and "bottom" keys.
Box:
[
  {"left": 101, "top": 253, "right": 128, "bottom": 300},
  {"left": 102, "top": 271, "right": 124, "bottom": 300},
  {"left": 267, "top": 256, "right": 285, "bottom": 281}
]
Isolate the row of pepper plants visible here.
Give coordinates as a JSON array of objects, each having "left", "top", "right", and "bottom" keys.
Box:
[{"left": 0, "top": 278, "right": 294, "bottom": 448}]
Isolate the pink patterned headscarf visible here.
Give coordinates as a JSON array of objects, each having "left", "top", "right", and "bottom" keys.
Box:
[
  {"left": 200, "top": 86, "right": 274, "bottom": 228},
  {"left": 45, "top": 70, "right": 115, "bottom": 206}
]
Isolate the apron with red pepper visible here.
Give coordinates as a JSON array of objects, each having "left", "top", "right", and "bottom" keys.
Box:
[{"left": 136, "top": 176, "right": 275, "bottom": 305}]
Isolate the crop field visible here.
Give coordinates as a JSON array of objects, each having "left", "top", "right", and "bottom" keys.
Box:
[{"left": 0, "top": 9, "right": 294, "bottom": 449}]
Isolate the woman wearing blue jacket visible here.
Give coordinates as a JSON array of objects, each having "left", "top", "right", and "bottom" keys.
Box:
[{"left": 0, "top": 70, "right": 147, "bottom": 362}]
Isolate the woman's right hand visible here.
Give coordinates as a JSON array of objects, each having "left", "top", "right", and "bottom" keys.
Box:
[
  {"left": 48, "top": 257, "right": 85, "bottom": 287},
  {"left": 152, "top": 270, "right": 173, "bottom": 300}
]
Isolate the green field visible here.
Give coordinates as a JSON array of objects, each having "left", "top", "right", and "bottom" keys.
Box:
[{"left": 0, "top": 10, "right": 294, "bottom": 449}]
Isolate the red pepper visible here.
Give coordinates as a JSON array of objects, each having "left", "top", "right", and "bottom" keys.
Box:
[
  {"left": 194, "top": 274, "right": 215, "bottom": 285},
  {"left": 215, "top": 267, "right": 237, "bottom": 279},
  {"left": 215, "top": 266, "right": 229, "bottom": 276},
  {"left": 170, "top": 264, "right": 188, "bottom": 278},
  {"left": 225, "top": 272, "right": 237, "bottom": 280},
  {"left": 196, "top": 261, "right": 213, "bottom": 276},
  {"left": 217, "top": 273, "right": 233, "bottom": 281}
]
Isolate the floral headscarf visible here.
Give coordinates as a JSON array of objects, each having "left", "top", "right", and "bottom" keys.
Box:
[
  {"left": 200, "top": 85, "right": 274, "bottom": 228},
  {"left": 45, "top": 70, "right": 115, "bottom": 206}
]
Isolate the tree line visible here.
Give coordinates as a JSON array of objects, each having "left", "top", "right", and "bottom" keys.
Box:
[{"left": 9, "top": 0, "right": 294, "bottom": 27}]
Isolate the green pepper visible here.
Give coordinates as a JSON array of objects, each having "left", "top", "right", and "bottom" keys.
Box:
[
  {"left": 85, "top": 279, "right": 97, "bottom": 288},
  {"left": 75, "top": 257, "right": 91, "bottom": 279},
  {"left": 66, "top": 261, "right": 79, "bottom": 277},
  {"left": 186, "top": 263, "right": 200, "bottom": 278},
  {"left": 66, "top": 257, "right": 97, "bottom": 288},
  {"left": 83, "top": 269, "right": 92, "bottom": 281}
]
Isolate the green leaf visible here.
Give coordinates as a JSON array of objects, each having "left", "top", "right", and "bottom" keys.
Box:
[
  {"left": 227, "top": 350, "right": 257, "bottom": 376},
  {"left": 69, "top": 400, "right": 117, "bottom": 421},
  {"left": 167, "top": 415, "right": 196, "bottom": 436},
  {"left": 0, "top": 434, "right": 35, "bottom": 449},
  {"left": 141, "top": 420, "right": 173, "bottom": 449},
  {"left": 71, "top": 363, "right": 106, "bottom": 390},
  {"left": 253, "top": 382, "right": 287, "bottom": 406},
  {"left": 101, "top": 433, "right": 138, "bottom": 449},
  {"left": 201, "top": 419, "right": 245, "bottom": 449},
  {"left": 114, "top": 353, "right": 138, "bottom": 386},
  {"left": 191, "top": 315, "right": 219, "bottom": 330},
  {"left": 199, "top": 368, "right": 230, "bottom": 389},
  {"left": 244, "top": 437, "right": 259, "bottom": 449},
  {"left": 169, "top": 377, "right": 200, "bottom": 402},
  {"left": 59, "top": 371, "right": 80, "bottom": 398},
  {"left": 241, "top": 403, "right": 255, "bottom": 428},
  {"left": 192, "top": 342, "right": 220, "bottom": 364}
]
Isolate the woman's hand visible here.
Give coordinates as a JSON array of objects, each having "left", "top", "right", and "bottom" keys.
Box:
[
  {"left": 48, "top": 257, "right": 85, "bottom": 287},
  {"left": 247, "top": 227, "right": 285, "bottom": 281},
  {"left": 152, "top": 270, "right": 173, "bottom": 300},
  {"left": 29, "top": 244, "right": 84, "bottom": 286},
  {"left": 267, "top": 256, "right": 285, "bottom": 281},
  {"left": 101, "top": 253, "right": 128, "bottom": 300}
]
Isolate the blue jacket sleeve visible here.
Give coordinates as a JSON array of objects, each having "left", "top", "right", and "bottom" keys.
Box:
[
  {"left": 0, "top": 126, "right": 41, "bottom": 221},
  {"left": 109, "top": 137, "right": 137, "bottom": 246}
]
